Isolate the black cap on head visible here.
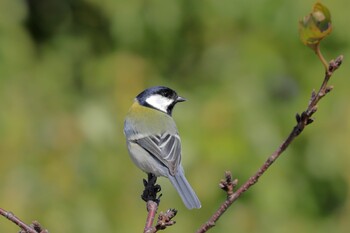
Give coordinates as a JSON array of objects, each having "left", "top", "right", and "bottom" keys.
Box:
[{"left": 136, "top": 86, "right": 185, "bottom": 115}]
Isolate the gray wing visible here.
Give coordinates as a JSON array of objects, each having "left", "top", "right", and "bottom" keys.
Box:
[{"left": 133, "top": 133, "right": 181, "bottom": 176}]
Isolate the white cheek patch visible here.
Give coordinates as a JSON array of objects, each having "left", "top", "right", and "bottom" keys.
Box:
[{"left": 145, "top": 94, "right": 174, "bottom": 113}]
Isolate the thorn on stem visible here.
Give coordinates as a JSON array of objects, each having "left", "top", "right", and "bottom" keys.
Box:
[
  {"left": 33, "top": 221, "right": 49, "bottom": 233},
  {"left": 295, "top": 113, "right": 301, "bottom": 123},
  {"left": 319, "top": 91, "right": 326, "bottom": 97},
  {"left": 301, "top": 111, "right": 307, "bottom": 119},
  {"left": 219, "top": 171, "right": 238, "bottom": 196},
  {"left": 309, "top": 89, "right": 317, "bottom": 105},
  {"left": 306, "top": 118, "right": 314, "bottom": 125},
  {"left": 18, "top": 221, "right": 48, "bottom": 233},
  {"left": 5, "top": 211, "right": 14, "bottom": 219},
  {"left": 325, "top": 86, "right": 333, "bottom": 93}
]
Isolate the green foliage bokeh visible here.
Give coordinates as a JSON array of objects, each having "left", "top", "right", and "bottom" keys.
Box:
[{"left": 0, "top": 0, "right": 349, "bottom": 232}]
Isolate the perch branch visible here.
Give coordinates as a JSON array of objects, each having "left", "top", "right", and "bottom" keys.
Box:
[
  {"left": 197, "top": 55, "right": 343, "bottom": 233},
  {"left": 142, "top": 173, "right": 177, "bottom": 233},
  {"left": 144, "top": 201, "right": 159, "bottom": 233}
]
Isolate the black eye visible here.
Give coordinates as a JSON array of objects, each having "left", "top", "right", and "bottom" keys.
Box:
[
  {"left": 156, "top": 88, "right": 176, "bottom": 99},
  {"left": 163, "top": 90, "right": 173, "bottom": 98}
]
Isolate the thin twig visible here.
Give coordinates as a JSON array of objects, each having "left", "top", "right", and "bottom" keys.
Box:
[
  {"left": 144, "top": 201, "right": 159, "bottom": 233},
  {"left": 196, "top": 55, "right": 343, "bottom": 233},
  {"left": 142, "top": 174, "right": 177, "bottom": 232},
  {"left": 0, "top": 208, "right": 39, "bottom": 233},
  {"left": 143, "top": 204, "right": 177, "bottom": 233},
  {"left": 315, "top": 43, "right": 329, "bottom": 71}
]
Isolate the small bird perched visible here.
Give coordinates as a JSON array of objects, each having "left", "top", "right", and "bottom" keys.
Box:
[{"left": 124, "top": 86, "right": 201, "bottom": 209}]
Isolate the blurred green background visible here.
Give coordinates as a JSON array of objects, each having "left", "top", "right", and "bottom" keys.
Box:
[{"left": 0, "top": 0, "right": 349, "bottom": 232}]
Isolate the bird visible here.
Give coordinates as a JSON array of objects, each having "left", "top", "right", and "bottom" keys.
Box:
[{"left": 123, "top": 86, "right": 201, "bottom": 209}]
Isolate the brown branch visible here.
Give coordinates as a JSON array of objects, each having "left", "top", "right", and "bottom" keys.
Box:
[
  {"left": 143, "top": 201, "right": 178, "bottom": 233},
  {"left": 144, "top": 200, "right": 159, "bottom": 233},
  {"left": 197, "top": 55, "right": 343, "bottom": 233},
  {"left": 0, "top": 208, "right": 48, "bottom": 233},
  {"left": 142, "top": 174, "right": 177, "bottom": 232}
]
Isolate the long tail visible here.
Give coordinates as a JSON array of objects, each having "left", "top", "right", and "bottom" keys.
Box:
[{"left": 168, "top": 166, "right": 201, "bottom": 209}]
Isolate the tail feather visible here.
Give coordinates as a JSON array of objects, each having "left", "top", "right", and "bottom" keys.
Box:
[{"left": 168, "top": 166, "right": 201, "bottom": 209}]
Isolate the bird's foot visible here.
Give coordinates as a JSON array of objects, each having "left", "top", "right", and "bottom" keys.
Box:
[{"left": 141, "top": 173, "right": 162, "bottom": 205}]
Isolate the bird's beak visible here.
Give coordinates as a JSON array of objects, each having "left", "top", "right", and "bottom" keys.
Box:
[{"left": 176, "top": 96, "right": 186, "bottom": 103}]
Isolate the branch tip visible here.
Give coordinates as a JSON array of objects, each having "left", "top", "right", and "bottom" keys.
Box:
[
  {"left": 197, "top": 52, "right": 343, "bottom": 232},
  {"left": 328, "top": 55, "right": 343, "bottom": 74},
  {"left": 156, "top": 209, "right": 177, "bottom": 230}
]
